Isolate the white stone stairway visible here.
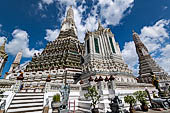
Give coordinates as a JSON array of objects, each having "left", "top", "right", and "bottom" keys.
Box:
[{"left": 7, "top": 92, "right": 44, "bottom": 113}]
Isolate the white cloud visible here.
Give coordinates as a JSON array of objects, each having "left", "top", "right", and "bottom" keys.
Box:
[
  {"left": 44, "top": 29, "right": 59, "bottom": 41},
  {"left": 122, "top": 42, "right": 137, "bottom": 68},
  {"left": 72, "top": 6, "right": 87, "bottom": 42},
  {"left": 44, "top": 5, "right": 88, "bottom": 42},
  {"left": 122, "top": 41, "right": 139, "bottom": 75},
  {"left": 38, "top": 2, "right": 43, "bottom": 10},
  {"left": 156, "top": 44, "right": 170, "bottom": 74},
  {"left": 140, "top": 19, "right": 170, "bottom": 54},
  {"left": 122, "top": 19, "right": 170, "bottom": 76},
  {"left": 163, "top": 6, "right": 168, "bottom": 10},
  {"left": 40, "top": 0, "right": 76, "bottom": 7},
  {"left": 0, "top": 24, "right": 2, "bottom": 28},
  {"left": 161, "top": 44, "right": 170, "bottom": 57},
  {"left": 99, "top": 0, "right": 134, "bottom": 26},
  {"left": 58, "top": 0, "right": 76, "bottom": 6},
  {"left": 5, "top": 29, "right": 43, "bottom": 58},
  {"left": 42, "top": 0, "right": 134, "bottom": 41},
  {"left": 42, "top": 0, "right": 54, "bottom": 5}
]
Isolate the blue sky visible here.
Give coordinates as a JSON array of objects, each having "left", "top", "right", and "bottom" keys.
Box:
[{"left": 0, "top": 0, "right": 170, "bottom": 77}]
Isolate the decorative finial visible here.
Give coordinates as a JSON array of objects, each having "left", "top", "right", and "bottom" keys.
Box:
[
  {"left": 98, "top": 19, "right": 104, "bottom": 30},
  {"left": 98, "top": 20, "right": 101, "bottom": 25},
  {"left": 66, "top": 5, "right": 74, "bottom": 19}
]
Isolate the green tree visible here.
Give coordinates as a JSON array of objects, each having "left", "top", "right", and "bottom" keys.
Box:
[
  {"left": 84, "top": 86, "right": 101, "bottom": 109},
  {"left": 124, "top": 95, "right": 136, "bottom": 110},
  {"left": 133, "top": 91, "right": 148, "bottom": 105}
]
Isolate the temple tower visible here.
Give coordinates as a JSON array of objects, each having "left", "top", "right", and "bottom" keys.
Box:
[
  {"left": 26, "top": 6, "right": 83, "bottom": 82},
  {"left": 132, "top": 30, "right": 168, "bottom": 83},
  {"left": 9, "top": 51, "right": 22, "bottom": 73},
  {"left": 0, "top": 40, "right": 8, "bottom": 77},
  {"left": 83, "top": 21, "right": 132, "bottom": 74}
]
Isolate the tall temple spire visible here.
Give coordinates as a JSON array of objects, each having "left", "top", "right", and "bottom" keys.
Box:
[
  {"left": 132, "top": 30, "right": 168, "bottom": 83},
  {"left": 9, "top": 50, "right": 23, "bottom": 73},
  {"left": 132, "top": 30, "right": 149, "bottom": 57},
  {"left": 13, "top": 50, "right": 22, "bottom": 64},
  {"left": 0, "top": 39, "right": 8, "bottom": 77},
  {"left": 0, "top": 39, "right": 6, "bottom": 53},
  {"left": 26, "top": 5, "right": 83, "bottom": 81},
  {"left": 58, "top": 5, "right": 78, "bottom": 39},
  {"left": 66, "top": 5, "right": 74, "bottom": 20}
]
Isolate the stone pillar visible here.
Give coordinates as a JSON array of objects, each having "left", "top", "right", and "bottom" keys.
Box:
[
  {"left": 98, "top": 81, "right": 104, "bottom": 95},
  {"left": 107, "top": 80, "right": 116, "bottom": 98},
  {"left": 43, "top": 106, "right": 49, "bottom": 113}
]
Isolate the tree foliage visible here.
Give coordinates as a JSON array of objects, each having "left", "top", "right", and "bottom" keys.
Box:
[
  {"left": 84, "top": 86, "right": 101, "bottom": 109},
  {"left": 133, "top": 91, "right": 148, "bottom": 105},
  {"left": 124, "top": 95, "right": 136, "bottom": 105}
]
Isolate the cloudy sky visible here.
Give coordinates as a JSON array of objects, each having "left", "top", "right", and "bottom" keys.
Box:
[{"left": 0, "top": 0, "right": 170, "bottom": 77}]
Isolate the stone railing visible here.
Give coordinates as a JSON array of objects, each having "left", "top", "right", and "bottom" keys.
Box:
[
  {"left": 0, "top": 91, "right": 15, "bottom": 112},
  {"left": 45, "top": 83, "right": 80, "bottom": 92},
  {"left": 0, "top": 80, "right": 16, "bottom": 92},
  {"left": 116, "top": 82, "right": 153, "bottom": 87}
]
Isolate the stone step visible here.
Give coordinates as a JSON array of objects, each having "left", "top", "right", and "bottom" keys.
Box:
[
  {"left": 10, "top": 101, "right": 44, "bottom": 105},
  {"left": 7, "top": 106, "right": 43, "bottom": 113},
  {"left": 11, "top": 99, "right": 43, "bottom": 104},
  {"left": 13, "top": 96, "right": 43, "bottom": 100},
  {"left": 15, "top": 93, "right": 44, "bottom": 96},
  {"left": 7, "top": 92, "right": 44, "bottom": 113},
  {"left": 8, "top": 104, "right": 43, "bottom": 109},
  {"left": 13, "top": 94, "right": 43, "bottom": 97},
  {"left": 9, "top": 111, "right": 43, "bottom": 113},
  {"left": 10, "top": 103, "right": 43, "bottom": 108}
]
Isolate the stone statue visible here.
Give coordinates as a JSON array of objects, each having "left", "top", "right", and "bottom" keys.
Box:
[
  {"left": 59, "top": 84, "right": 70, "bottom": 110},
  {"left": 46, "top": 98, "right": 49, "bottom": 106},
  {"left": 0, "top": 100, "right": 6, "bottom": 110},
  {"left": 108, "top": 96, "right": 124, "bottom": 113}
]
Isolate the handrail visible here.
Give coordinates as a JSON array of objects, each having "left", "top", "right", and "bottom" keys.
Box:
[{"left": 5, "top": 92, "right": 15, "bottom": 112}]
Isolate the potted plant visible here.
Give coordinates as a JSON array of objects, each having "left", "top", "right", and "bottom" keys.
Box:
[
  {"left": 124, "top": 95, "right": 136, "bottom": 113},
  {"left": 84, "top": 86, "right": 101, "bottom": 113},
  {"left": 134, "top": 91, "right": 148, "bottom": 112},
  {"left": 51, "top": 93, "right": 61, "bottom": 112}
]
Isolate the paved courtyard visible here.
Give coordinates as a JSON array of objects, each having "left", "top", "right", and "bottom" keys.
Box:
[{"left": 136, "top": 109, "right": 170, "bottom": 113}]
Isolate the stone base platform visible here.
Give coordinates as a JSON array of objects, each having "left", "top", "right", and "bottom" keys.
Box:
[{"left": 136, "top": 109, "right": 170, "bottom": 113}]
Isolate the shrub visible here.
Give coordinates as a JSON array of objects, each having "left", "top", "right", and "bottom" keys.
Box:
[
  {"left": 53, "top": 93, "right": 60, "bottom": 102},
  {"left": 124, "top": 95, "right": 136, "bottom": 105},
  {"left": 124, "top": 95, "right": 136, "bottom": 109},
  {"left": 133, "top": 91, "right": 148, "bottom": 105}
]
